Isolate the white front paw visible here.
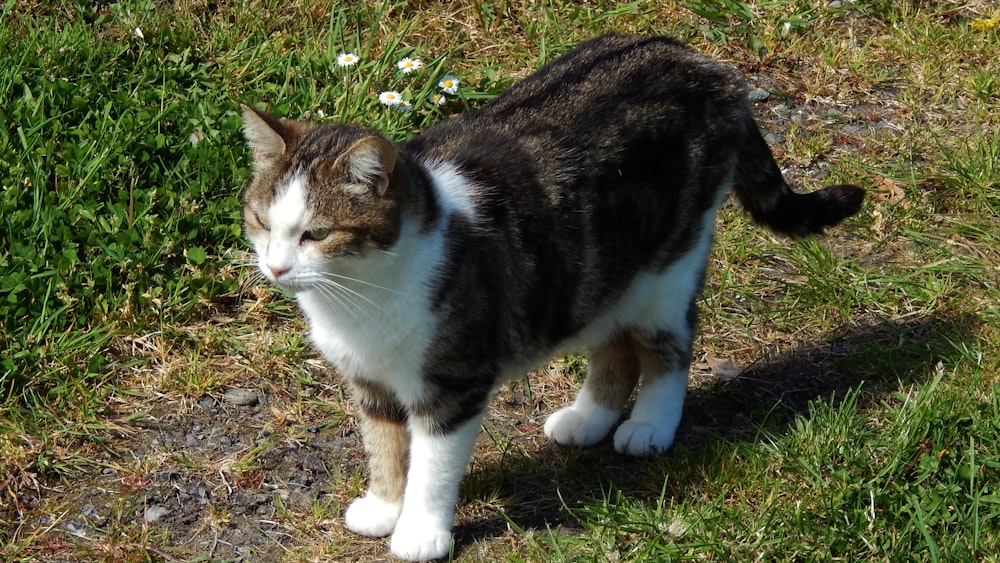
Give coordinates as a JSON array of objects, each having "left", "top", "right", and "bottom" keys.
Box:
[
  {"left": 343, "top": 494, "right": 402, "bottom": 538},
  {"left": 390, "top": 513, "right": 452, "bottom": 561},
  {"left": 613, "top": 420, "right": 675, "bottom": 456},
  {"left": 544, "top": 405, "right": 617, "bottom": 447}
]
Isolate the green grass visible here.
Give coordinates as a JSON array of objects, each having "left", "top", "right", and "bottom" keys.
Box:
[{"left": 2, "top": 0, "right": 999, "bottom": 561}]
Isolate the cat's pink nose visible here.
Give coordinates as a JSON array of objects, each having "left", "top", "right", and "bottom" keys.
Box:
[{"left": 268, "top": 266, "right": 289, "bottom": 279}]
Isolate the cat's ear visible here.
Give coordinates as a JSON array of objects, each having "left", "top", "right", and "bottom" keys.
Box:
[
  {"left": 240, "top": 104, "right": 303, "bottom": 168},
  {"left": 333, "top": 135, "right": 398, "bottom": 197}
]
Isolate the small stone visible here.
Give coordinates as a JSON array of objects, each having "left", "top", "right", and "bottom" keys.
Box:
[
  {"left": 223, "top": 389, "right": 259, "bottom": 406},
  {"left": 154, "top": 470, "right": 178, "bottom": 483},
  {"left": 764, "top": 132, "right": 785, "bottom": 145},
  {"left": 747, "top": 88, "right": 770, "bottom": 102},
  {"left": 185, "top": 484, "right": 207, "bottom": 498},
  {"left": 185, "top": 433, "right": 199, "bottom": 447},
  {"left": 198, "top": 395, "right": 216, "bottom": 409},
  {"left": 302, "top": 454, "right": 327, "bottom": 474},
  {"left": 219, "top": 436, "right": 232, "bottom": 447},
  {"left": 145, "top": 506, "right": 170, "bottom": 523},
  {"left": 65, "top": 517, "right": 87, "bottom": 536},
  {"left": 289, "top": 474, "right": 312, "bottom": 489}
]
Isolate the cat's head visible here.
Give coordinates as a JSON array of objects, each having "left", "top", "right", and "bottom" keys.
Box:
[{"left": 241, "top": 105, "right": 404, "bottom": 291}]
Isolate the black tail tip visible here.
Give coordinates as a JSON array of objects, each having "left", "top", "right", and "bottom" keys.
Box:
[
  {"left": 817, "top": 184, "right": 866, "bottom": 218},
  {"left": 777, "top": 184, "right": 865, "bottom": 237},
  {"left": 793, "top": 183, "right": 865, "bottom": 236}
]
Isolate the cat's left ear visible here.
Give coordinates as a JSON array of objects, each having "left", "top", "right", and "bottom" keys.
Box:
[
  {"left": 240, "top": 104, "right": 303, "bottom": 169},
  {"left": 334, "top": 135, "right": 398, "bottom": 197}
]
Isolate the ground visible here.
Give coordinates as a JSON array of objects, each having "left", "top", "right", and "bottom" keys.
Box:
[{"left": 3, "top": 1, "right": 999, "bottom": 560}]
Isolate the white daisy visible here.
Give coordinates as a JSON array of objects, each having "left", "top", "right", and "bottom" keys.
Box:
[
  {"left": 336, "top": 53, "right": 359, "bottom": 67},
  {"left": 396, "top": 100, "right": 414, "bottom": 112},
  {"left": 438, "top": 75, "right": 460, "bottom": 94},
  {"left": 134, "top": 27, "right": 144, "bottom": 39},
  {"left": 396, "top": 57, "right": 423, "bottom": 74},
  {"left": 429, "top": 93, "right": 447, "bottom": 106},
  {"left": 378, "top": 91, "right": 403, "bottom": 106}
]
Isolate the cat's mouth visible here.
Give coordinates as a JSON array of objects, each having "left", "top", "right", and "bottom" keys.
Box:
[{"left": 262, "top": 269, "right": 307, "bottom": 293}]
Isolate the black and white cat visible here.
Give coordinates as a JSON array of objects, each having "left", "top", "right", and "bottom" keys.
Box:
[{"left": 241, "top": 34, "right": 864, "bottom": 561}]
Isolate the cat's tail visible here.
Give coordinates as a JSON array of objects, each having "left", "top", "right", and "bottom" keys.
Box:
[{"left": 732, "top": 117, "right": 865, "bottom": 237}]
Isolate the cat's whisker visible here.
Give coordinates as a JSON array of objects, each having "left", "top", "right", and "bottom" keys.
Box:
[
  {"left": 320, "top": 271, "right": 401, "bottom": 296},
  {"left": 308, "top": 276, "right": 363, "bottom": 321},
  {"left": 301, "top": 271, "right": 378, "bottom": 319},
  {"left": 314, "top": 277, "right": 384, "bottom": 318}
]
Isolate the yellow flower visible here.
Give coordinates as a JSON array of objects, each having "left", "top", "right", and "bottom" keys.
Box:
[{"left": 970, "top": 12, "right": 1000, "bottom": 31}]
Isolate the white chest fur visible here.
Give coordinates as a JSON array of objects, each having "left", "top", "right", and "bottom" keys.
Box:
[{"left": 295, "top": 222, "right": 446, "bottom": 403}]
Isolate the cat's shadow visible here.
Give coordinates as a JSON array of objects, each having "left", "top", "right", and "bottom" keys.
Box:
[{"left": 453, "top": 311, "right": 977, "bottom": 550}]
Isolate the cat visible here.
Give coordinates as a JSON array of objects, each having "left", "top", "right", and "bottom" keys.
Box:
[{"left": 240, "top": 34, "right": 864, "bottom": 561}]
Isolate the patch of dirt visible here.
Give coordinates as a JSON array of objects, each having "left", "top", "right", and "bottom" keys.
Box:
[{"left": 4, "top": 308, "right": 971, "bottom": 562}]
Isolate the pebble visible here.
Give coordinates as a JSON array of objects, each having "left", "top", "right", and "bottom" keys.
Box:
[
  {"left": 198, "top": 395, "right": 216, "bottom": 409},
  {"left": 747, "top": 88, "right": 770, "bottom": 102},
  {"left": 145, "top": 505, "right": 170, "bottom": 523},
  {"left": 301, "top": 454, "right": 327, "bottom": 474},
  {"left": 65, "top": 518, "right": 87, "bottom": 536},
  {"left": 289, "top": 474, "right": 312, "bottom": 489},
  {"left": 185, "top": 433, "right": 199, "bottom": 447},
  {"left": 154, "top": 470, "right": 178, "bottom": 482},
  {"left": 764, "top": 132, "right": 785, "bottom": 145},
  {"left": 224, "top": 389, "right": 260, "bottom": 406},
  {"left": 185, "top": 483, "right": 208, "bottom": 498}
]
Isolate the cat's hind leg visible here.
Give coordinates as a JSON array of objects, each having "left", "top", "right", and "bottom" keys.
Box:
[
  {"left": 544, "top": 334, "right": 640, "bottom": 447},
  {"left": 613, "top": 302, "right": 697, "bottom": 456}
]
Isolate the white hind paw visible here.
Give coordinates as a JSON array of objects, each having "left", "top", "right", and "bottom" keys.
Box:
[
  {"left": 544, "top": 404, "right": 619, "bottom": 447},
  {"left": 613, "top": 420, "right": 676, "bottom": 456}
]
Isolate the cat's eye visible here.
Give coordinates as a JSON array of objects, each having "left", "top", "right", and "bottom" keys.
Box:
[
  {"left": 253, "top": 211, "right": 270, "bottom": 231},
  {"left": 302, "top": 227, "right": 331, "bottom": 242}
]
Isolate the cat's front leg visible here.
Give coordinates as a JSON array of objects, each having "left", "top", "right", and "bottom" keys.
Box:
[
  {"left": 389, "top": 415, "right": 482, "bottom": 562},
  {"left": 343, "top": 380, "right": 409, "bottom": 538}
]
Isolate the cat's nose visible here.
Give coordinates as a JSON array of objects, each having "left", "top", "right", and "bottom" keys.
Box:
[{"left": 268, "top": 265, "right": 289, "bottom": 279}]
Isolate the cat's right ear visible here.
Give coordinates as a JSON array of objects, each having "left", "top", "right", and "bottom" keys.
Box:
[
  {"left": 333, "top": 135, "right": 398, "bottom": 198},
  {"left": 240, "top": 104, "right": 302, "bottom": 169}
]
